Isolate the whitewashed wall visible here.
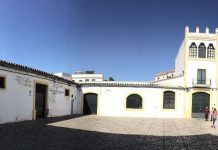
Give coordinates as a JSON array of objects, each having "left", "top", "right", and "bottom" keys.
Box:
[
  {"left": 0, "top": 68, "right": 33, "bottom": 123},
  {"left": 154, "top": 77, "right": 184, "bottom": 87},
  {"left": 186, "top": 60, "right": 216, "bottom": 88},
  {"left": 82, "top": 86, "right": 185, "bottom": 118},
  {"left": 0, "top": 66, "right": 80, "bottom": 124},
  {"left": 175, "top": 39, "right": 185, "bottom": 77}
]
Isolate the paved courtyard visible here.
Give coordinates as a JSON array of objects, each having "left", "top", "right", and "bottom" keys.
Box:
[
  {"left": 49, "top": 115, "right": 218, "bottom": 136},
  {"left": 1, "top": 115, "right": 218, "bottom": 150}
]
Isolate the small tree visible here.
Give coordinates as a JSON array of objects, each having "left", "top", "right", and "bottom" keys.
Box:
[{"left": 109, "top": 77, "right": 114, "bottom": 81}]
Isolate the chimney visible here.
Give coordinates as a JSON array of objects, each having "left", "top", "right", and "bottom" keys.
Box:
[
  {"left": 196, "top": 27, "right": 199, "bottom": 33},
  {"left": 205, "top": 27, "right": 209, "bottom": 34}
]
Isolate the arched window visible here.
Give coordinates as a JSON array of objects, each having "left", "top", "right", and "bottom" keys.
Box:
[
  {"left": 189, "top": 43, "right": 197, "bottom": 58},
  {"left": 207, "top": 44, "right": 215, "bottom": 59},
  {"left": 198, "top": 43, "right": 206, "bottom": 58},
  {"left": 163, "top": 91, "right": 175, "bottom": 109},
  {"left": 126, "top": 94, "right": 142, "bottom": 109}
]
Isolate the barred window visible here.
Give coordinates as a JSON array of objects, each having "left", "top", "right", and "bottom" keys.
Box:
[
  {"left": 65, "top": 89, "right": 70, "bottom": 96},
  {"left": 207, "top": 44, "right": 215, "bottom": 59},
  {"left": 126, "top": 94, "right": 142, "bottom": 109},
  {"left": 163, "top": 91, "right": 175, "bottom": 109},
  {"left": 0, "top": 76, "right": 5, "bottom": 89},
  {"left": 198, "top": 43, "right": 206, "bottom": 58},
  {"left": 189, "top": 43, "right": 197, "bottom": 58}
]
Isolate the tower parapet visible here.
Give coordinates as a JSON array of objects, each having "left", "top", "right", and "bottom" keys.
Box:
[
  {"left": 215, "top": 28, "right": 218, "bottom": 34},
  {"left": 186, "top": 26, "right": 217, "bottom": 35},
  {"left": 196, "top": 27, "right": 199, "bottom": 33},
  {"left": 185, "top": 26, "right": 189, "bottom": 33},
  {"left": 205, "top": 27, "right": 209, "bottom": 34}
]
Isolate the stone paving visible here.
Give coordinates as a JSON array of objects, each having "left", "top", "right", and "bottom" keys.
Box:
[
  {"left": 49, "top": 115, "right": 218, "bottom": 136},
  {"left": 1, "top": 115, "right": 218, "bottom": 150}
]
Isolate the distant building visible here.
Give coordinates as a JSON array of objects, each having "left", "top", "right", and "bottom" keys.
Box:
[
  {"left": 71, "top": 71, "right": 104, "bottom": 83},
  {"left": 54, "top": 71, "right": 104, "bottom": 83},
  {"left": 155, "top": 69, "right": 175, "bottom": 81},
  {"left": 54, "top": 72, "right": 72, "bottom": 80}
]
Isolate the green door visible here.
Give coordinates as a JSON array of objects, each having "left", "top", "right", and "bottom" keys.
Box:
[
  {"left": 192, "top": 92, "right": 210, "bottom": 118},
  {"left": 83, "top": 93, "right": 97, "bottom": 114}
]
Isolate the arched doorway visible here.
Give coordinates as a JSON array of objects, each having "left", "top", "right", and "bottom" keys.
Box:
[
  {"left": 83, "top": 93, "right": 97, "bottom": 114},
  {"left": 192, "top": 92, "right": 210, "bottom": 118}
]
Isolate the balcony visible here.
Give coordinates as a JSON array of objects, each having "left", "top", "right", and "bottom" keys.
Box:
[{"left": 192, "top": 78, "right": 211, "bottom": 87}]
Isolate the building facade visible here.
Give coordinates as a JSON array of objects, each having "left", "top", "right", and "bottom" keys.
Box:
[
  {"left": 0, "top": 61, "right": 82, "bottom": 124},
  {"left": 155, "top": 69, "right": 175, "bottom": 81},
  {"left": 72, "top": 71, "right": 104, "bottom": 83},
  {"left": 0, "top": 26, "right": 218, "bottom": 124},
  {"left": 81, "top": 27, "right": 218, "bottom": 119},
  {"left": 54, "top": 71, "right": 104, "bottom": 83}
]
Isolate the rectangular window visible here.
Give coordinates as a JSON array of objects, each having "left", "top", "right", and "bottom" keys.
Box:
[
  {"left": 85, "top": 79, "right": 89, "bottom": 81},
  {"left": 92, "top": 79, "right": 95, "bottom": 81},
  {"left": 0, "top": 76, "right": 5, "bottom": 89},
  {"left": 197, "top": 69, "right": 206, "bottom": 84},
  {"left": 65, "top": 89, "right": 69, "bottom": 96}
]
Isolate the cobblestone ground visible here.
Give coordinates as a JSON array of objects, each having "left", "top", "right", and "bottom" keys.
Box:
[{"left": 1, "top": 115, "right": 218, "bottom": 150}]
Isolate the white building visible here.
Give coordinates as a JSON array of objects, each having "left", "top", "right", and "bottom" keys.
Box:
[
  {"left": 54, "top": 72, "right": 72, "bottom": 80},
  {"left": 54, "top": 71, "right": 104, "bottom": 83},
  {"left": 0, "top": 26, "right": 218, "bottom": 124},
  {"left": 71, "top": 71, "right": 104, "bottom": 82},
  {"left": 0, "top": 61, "right": 82, "bottom": 124},
  {"left": 80, "top": 26, "right": 218, "bottom": 119},
  {"left": 155, "top": 69, "right": 175, "bottom": 81}
]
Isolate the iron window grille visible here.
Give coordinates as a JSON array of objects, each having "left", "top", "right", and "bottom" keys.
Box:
[
  {"left": 207, "top": 44, "right": 215, "bottom": 59},
  {"left": 189, "top": 43, "right": 197, "bottom": 58},
  {"left": 126, "top": 94, "right": 142, "bottom": 109},
  {"left": 198, "top": 43, "right": 206, "bottom": 58},
  {"left": 163, "top": 91, "right": 175, "bottom": 109}
]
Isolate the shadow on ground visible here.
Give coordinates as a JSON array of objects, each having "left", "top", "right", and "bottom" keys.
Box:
[{"left": 0, "top": 115, "right": 218, "bottom": 150}]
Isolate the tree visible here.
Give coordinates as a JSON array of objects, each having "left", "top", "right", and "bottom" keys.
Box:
[{"left": 108, "top": 77, "right": 114, "bottom": 81}]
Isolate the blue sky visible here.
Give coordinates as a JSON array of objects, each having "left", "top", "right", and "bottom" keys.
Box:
[{"left": 1, "top": 0, "right": 218, "bottom": 81}]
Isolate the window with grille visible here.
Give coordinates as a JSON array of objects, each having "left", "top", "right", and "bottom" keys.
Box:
[
  {"left": 65, "top": 89, "right": 70, "bottom": 96},
  {"left": 163, "top": 91, "right": 175, "bottom": 109},
  {"left": 126, "top": 94, "right": 142, "bottom": 109},
  {"left": 207, "top": 44, "right": 215, "bottom": 59},
  {"left": 198, "top": 43, "right": 206, "bottom": 58},
  {"left": 189, "top": 43, "right": 197, "bottom": 58},
  {"left": 0, "top": 76, "right": 5, "bottom": 89}
]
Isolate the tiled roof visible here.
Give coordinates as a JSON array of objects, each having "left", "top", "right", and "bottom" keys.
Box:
[
  {"left": 155, "top": 69, "right": 175, "bottom": 76},
  {"left": 79, "top": 81, "right": 184, "bottom": 89},
  {"left": 0, "top": 60, "right": 78, "bottom": 86}
]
